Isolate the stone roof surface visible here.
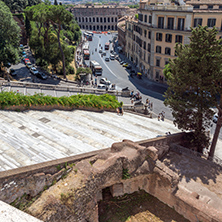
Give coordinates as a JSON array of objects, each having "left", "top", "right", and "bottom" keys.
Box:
[{"left": 0, "top": 109, "right": 180, "bottom": 171}]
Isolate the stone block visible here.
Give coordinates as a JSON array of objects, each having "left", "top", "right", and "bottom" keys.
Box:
[{"left": 110, "top": 183, "right": 124, "bottom": 197}]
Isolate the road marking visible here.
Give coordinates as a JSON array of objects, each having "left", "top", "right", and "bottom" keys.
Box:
[{"left": 94, "top": 35, "right": 117, "bottom": 77}]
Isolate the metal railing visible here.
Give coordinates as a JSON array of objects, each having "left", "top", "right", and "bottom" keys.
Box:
[{"left": 0, "top": 81, "right": 125, "bottom": 96}]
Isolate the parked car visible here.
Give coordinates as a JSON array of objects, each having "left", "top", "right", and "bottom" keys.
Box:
[
  {"left": 110, "top": 54, "right": 115, "bottom": 60},
  {"left": 107, "top": 32, "right": 111, "bottom": 34},
  {"left": 30, "top": 67, "right": 39, "bottom": 75},
  {"left": 213, "top": 114, "right": 218, "bottom": 123},
  {"left": 123, "top": 63, "right": 128, "bottom": 67},
  {"left": 120, "top": 61, "right": 124, "bottom": 65},
  {"left": 110, "top": 50, "right": 114, "bottom": 54},
  {"left": 97, "top": 84, "right": 106, "bottom": 90},
  {"left": 36, "top": 72, "right": 47, "bottom": 80},
  {"left": 22, "top": 55, "right": 28, "bottom": 60},
  {"left": 26, "top": 62, "right": 32, "bottom": 69},
  {"left": 9, "top": 69, "right": 17, "bottom": 76},
  {"left": 100, "top": 78, "right": 111, "bottom": 85},
  {"left": 102, "top": 51, "right": 106, "bottom": 56},
  {"left": 130, "top": 70, "right": 136, "bottom": 75},
  {"left": 126, "top": 64, "right": 132, "bottom": 69},
  {"left": 105, "top": 57, "right": 110, "bottom": 62},
  {"left": 24, "top": 58, "right": 30, "bottom": 64},
  {"left": 99, "top": 49, "right": 102, "bottom": 53}
]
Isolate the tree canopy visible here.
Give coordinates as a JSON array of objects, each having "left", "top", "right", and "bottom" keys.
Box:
[
  {"left": 164, "top": 26, "right": 222, "bottom": 154},
  {"left": 0, "top": 1, "right": 21, "bottom": 68},
  {"left": 2, "top": 0, "right": 41, "bottom": 12},
  {"left": 25, "top": 3, "right": 81, "bottom": 78}
]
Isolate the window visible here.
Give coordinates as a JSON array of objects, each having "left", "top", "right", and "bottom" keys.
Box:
[
  {"left": 100, "top": 17, "right": 103, "bottom": 23},
  {"left": 104, "top": 18, "right": 106, "bottom": 23},
  {"left": 193, "top": 5, "right": 200, "bottom": 9},
  {"left": 145, "top": 15, "right": 147, "bottom": 23},
  {"left": 139, "top": 13, "right": 143, "bottom": 22},
  {"left": 167, "top": 17, "right": 174, "bottom": 29},
  {"left": 208, "top": 5, "right": 213, "bottom": 9},
  {"left": 175, "top": 35, "right": 183, "bottom": 43},
  {"left": 156, "top": 33, "right": 162, "bottom": 41},
  {"left": 208, "top": 18, "right": 216, "bottom": 27},
  {"left": 165, "top": 34, "right": 172, "bottom": 43},
  {"left": 156, "top": 59, "right": 160, "bottom": 67},
  {"left": 97, "top": 17, "right": 99, "bottom": 22},
  {"left": 148, "top": 31, "right": 151, "bottom": 39},
  {"left": 149, "top": 15, "right": 152, "bottom": 24},
  {"left": 148, "top": 43, "right": 151, "bottom": 52},
  {"left": 165, "top": 61, "right": 169, "bottom": 65},
  {"left": 156, "top": 46, "right": 162, "bottom": 53},
  {"left": 177, "top": 18, "right": 185, "bottom": 30},
  {"left": 144, "top": 30, "right": 147, "bottom": 37},
  {"left": 158, "top": 17, "right": 164, "bottom": 29},
  {"left": 148, "top": 55, "right": 150, "bottom": 64},
  {"left": 143, "top": 41, "right": 146, "bottom": 50},
  {"left": 93, "top": 17, "right": 95, "bottom": 22},
  {"left": 219, "top": 5, "right": 222, "bottom": 9},
  {"left": 194, "top": 18, "right": 202, "bottom": 27},
  {"left": 165, "top": 47, "right": 171, "bottom": 55}
]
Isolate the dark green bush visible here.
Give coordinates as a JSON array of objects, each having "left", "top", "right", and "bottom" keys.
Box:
[{"left": 0, "top": 91, "right": 120, "bottom": 110}]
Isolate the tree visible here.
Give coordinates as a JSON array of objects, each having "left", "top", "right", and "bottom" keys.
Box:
[
  {"left": 25, "top": 4, "right": 79, "bottom": 77},
  {"left": 0, "top": 1, "right": 21, "bottom": 69},
  {"left": 48, "top": 5, "right": 73, "bottom": 79},
  {"left": 164, "top": 26, "right": 222, "bottom": 153}
]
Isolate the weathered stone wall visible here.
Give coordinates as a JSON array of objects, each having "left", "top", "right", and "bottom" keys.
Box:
[
  {"left": 25, "top": 139, "right": 222, "bottom": 222},
  {"left": 0, "top": 149, "right": 104, "bottom": 204},
  {"left": 1, "top": 132, "right": 221, "bottom": 222}
]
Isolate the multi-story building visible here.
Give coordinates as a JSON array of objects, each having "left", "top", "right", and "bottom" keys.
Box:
[
  {"left": 70, "top": 4, "right": 130, "bottom": 31},
  {"left": 124, "top": 0, "right": 222, "bottom": 83}
]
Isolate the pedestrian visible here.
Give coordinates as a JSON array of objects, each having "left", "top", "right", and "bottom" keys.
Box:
[
  {"left": 150, "top": 102, "right": 153, "bottom": 111},
  {"left": 158, "top": 114, "right": 160, "bottom": 121},
  {"left": 117, "top": 102, "right": 123, "bottom": 116},
  {"left": 146, "top": 98, "right": 149, "bottom": 105}
]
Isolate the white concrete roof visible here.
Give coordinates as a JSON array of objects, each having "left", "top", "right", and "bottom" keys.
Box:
[
  {"left": 0, "top": 200, "right": 42, "bottom": 222},
  {"left": 0, "top": 110, "right": 180, "bottom": 171}
]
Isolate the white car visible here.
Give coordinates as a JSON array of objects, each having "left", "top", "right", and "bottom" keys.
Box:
[
  {"left": 100, "top": 78, "right": 111, "bottom": 85},
  {"left": 97, "top": 84, "right": 107, "bottom": 90},
  {"left": 213, "top": 114, "right": 218, "bottom": 123},
  {"left": 30, "top": 67, "right": 39, "bottom": 75}
]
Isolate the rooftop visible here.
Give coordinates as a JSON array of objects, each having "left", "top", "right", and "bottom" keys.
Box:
[{"left": 0, "top": 109, "right": 180, "bottom": 172}]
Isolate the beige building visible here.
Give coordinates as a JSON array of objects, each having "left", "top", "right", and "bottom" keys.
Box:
[
  {"left": 124, "top": 0, "right": 222, "bottom": 83},
  {"left": 70, "top": 4, "right": 130, "bottom": 31}
]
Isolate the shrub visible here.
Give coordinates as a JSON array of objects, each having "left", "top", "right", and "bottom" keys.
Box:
[{"left": 0, "top": 91, "right": 121, "bottom": 110}]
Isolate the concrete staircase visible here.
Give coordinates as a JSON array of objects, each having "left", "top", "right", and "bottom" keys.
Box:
[{"left": 0, "top": 110, "right": 180, "bottom": 171}]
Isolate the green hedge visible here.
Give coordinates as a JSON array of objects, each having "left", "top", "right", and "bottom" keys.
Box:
[{"left": 0, "top": 91, "right": 120, "bottom": 110}]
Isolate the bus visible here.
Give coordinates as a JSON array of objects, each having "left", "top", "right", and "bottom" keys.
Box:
[
  {"left": 82, "top": 42, "right": 89, "bottom": 51},
  {"left": 105, "top": 42, "right": 110, "bottom": 50},
  {"left": 90, "top": 60, "right": 103, "bottom": 76},
  {"left": 84, "top": 32, "right": 93, "bottom": 41},
  {"left": 83, "top": 50, "right": 90, "bottom": 60}
]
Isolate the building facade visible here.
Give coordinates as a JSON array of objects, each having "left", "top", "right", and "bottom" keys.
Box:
[
  {"left": 124, "top": 0, "right": 222, "bottom": 83},
  {"left": 71, "top": 4, "right": 130, "bottom": 31}
]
